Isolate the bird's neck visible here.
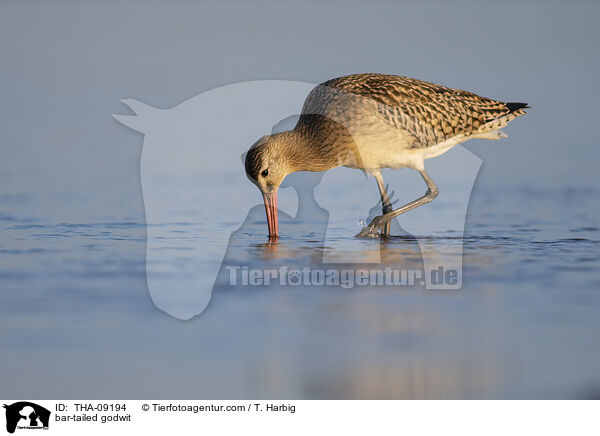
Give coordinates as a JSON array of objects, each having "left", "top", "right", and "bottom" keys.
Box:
[{"left": 283, "top": 118, "right": 353, "bottom": 173}]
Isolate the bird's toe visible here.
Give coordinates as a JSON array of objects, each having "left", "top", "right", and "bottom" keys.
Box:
[{"left": 356, "top": 216, "right": 385, "bottom": 238}]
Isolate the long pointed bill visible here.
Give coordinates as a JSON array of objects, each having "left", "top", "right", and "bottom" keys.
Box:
[{"left": 262, "top": 191, "right": 279, "bottom": 238}]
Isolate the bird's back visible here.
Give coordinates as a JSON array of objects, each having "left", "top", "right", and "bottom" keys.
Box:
[{"left": 300, "top": 73, "right": 528, "bottom": 150}]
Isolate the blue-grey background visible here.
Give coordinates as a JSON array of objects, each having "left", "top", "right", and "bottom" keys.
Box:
[{"left": 1, "top": 0, "right": 599, "bottom": 398}]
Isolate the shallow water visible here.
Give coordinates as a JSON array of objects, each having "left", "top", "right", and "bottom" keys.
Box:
[{"left": 1, "top": 184, "right": 599, "bottom": 399}]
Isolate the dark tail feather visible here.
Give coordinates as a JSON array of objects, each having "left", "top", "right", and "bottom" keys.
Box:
[
  {"left": 484, "top": 101, "right": 529, "bottom": 124},
  {"left": 505, "top": 102, "right": 530, "bottom": 112}
]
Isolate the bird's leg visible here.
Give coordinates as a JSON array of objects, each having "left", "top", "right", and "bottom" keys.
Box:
[
  {"left": 357, "top": 169, "right": 438, "bottom": 238},
  {"left": 373, "top": 171, "right": 393, "bottom": 237}
]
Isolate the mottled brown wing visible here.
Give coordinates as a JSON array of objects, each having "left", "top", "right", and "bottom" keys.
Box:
[{"left": 322, "top": 73, "right": 527, "bottom": 148}]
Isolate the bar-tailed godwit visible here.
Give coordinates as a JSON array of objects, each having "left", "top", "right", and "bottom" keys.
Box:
[{"left": 245, "top": 73, "right": 528, "bottom": 238}]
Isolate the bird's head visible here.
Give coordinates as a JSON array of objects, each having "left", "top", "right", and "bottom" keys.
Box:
[
  {"left": 245, "top": 132, "right": 300, "bottom": 238},
  {"left": 245, "top": 133, "right": 296, "bottom": 194}
]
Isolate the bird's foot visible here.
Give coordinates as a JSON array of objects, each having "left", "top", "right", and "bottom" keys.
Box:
[{"left": 356, "top": 215, "right": 388, "bottom": 238}]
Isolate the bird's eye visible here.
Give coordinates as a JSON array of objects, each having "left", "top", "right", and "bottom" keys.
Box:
[{"left": 261, "top": 169, "right": 269, "bottom": 177}]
